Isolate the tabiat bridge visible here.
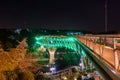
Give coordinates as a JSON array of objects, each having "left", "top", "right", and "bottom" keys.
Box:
[
  {"left": 35, "top": 36, "right": 81, "bottom": 64},
  {"left": 35, "top": 35, "right": 120, "bottom": 80}
]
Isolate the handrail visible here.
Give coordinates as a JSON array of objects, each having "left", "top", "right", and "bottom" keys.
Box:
[
  {"left": 47, "top": 66, "right": 75, "bottom": 78},
  {"left": 77, "top": 37, "right": 120, "bottom": 80}
]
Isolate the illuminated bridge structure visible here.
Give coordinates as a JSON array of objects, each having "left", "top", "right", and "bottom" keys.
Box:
[
  {"left": 35, "top": 36, "right": 79, "bottom": 52},
  {"left": 35, "top": 36, "right": 81, "bottom": 64},
  {"left": 35, "top": 35, "right": 120, "bottom": 80},
  {"left": 77, "top": 34, "right": 120, "bottom": 80}
]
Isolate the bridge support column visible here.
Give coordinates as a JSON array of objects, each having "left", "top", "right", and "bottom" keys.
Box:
[
  {"left": 77, "top": 45, "right": 81, "bottom": 54},
  {"left": 114, "top": 50, "right": 119, "bottom": 70},
  {"left": 48, "top": 48, "right": 56, "bottom": 64},
  {"left": 113, "top": 38, "right": 119, "bottom": 70},
  {"left": 93, "top": 38, "right": 97, "bottom": 51},
  {"left": 100, "top": 45, "right": 104, "bottom": 59},
  {"left": 68, "top": 68, "right": 72, "bottom": 77}
]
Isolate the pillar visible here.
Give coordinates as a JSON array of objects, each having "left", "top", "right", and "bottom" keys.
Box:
[
  {"left": 77, "top": 45, "right": 81, "bottom": 54},
  {"left": 114, "top": 50, "right": 119, "bottom": 70},
  {"left": 48, "top": 47, "right": 56, "bottom": 64},
  {"left": 68, "top": 68, "right": 72, "bottom": 77},
  {"left": 93, "top": 38, "right": 97, "bottom": 51},
  {"left": 100, "top": 44, "right": 104, "bottom": 59},
  {"left": 113, "top": 38, "right": 119, "bottom": 70},
  {"left": 80, "top": 47, "right": 85, "bottom": 71}
]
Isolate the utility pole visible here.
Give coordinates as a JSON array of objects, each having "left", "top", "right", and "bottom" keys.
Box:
[{"left": 105, "top": 0, "right": 107, "bottom": 32}]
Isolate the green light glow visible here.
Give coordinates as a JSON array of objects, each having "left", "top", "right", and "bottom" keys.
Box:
[
  {"left": 35, "top": 36, "right": 78, "bottom": 52},
  {"left": 81, "top": 50, "right": 85, "bottom": 56}
]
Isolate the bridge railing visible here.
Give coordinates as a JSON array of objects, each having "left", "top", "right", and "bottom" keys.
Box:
[
  {"left": 47, "top": 66, "right": 74, "bottom": 79},
  {"left": 77, "top": 35, "right": 120, "bottom": 72}
]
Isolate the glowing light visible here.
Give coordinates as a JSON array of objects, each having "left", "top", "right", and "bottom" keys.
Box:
[
  {"left": 81, "top": 50, "right": 85, "bottom": 56},
  {"left": 79, "top": 63, "right": 82, "bottom": 66},
  {"left": 50, "top": 67, "right": 56, "bottom": 72},
  {"left": 36, "top": 41, "right": 40, "bottom": 44},
  {"left": 74, "top": 78, "right": 77, "bottom": 80},
  {"left": 63, "top": 76, "right": 67, "bottom": 80},
  {"left": 35, "top": 36, "right": 78, "bottom": 52}
]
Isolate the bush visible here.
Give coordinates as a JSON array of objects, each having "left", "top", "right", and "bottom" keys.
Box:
[
  {"left": 18, "top": 71, "right": 35, "bottom": 80},
  {"left": 72, "top": 67, "right": 78, "bottom": 73}
]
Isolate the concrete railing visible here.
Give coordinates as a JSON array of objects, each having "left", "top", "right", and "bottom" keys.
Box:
[{"left": 77, "top": 35, "right": 120, "bottom": 71}]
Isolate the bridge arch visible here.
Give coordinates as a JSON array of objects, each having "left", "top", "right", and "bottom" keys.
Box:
[{"left": 35, "top": 36, "right": 81, "bottom": 64}]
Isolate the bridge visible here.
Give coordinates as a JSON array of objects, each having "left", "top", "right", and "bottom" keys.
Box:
[
  {"left": 35, "top": 36, "right": 81, "bottom": 64},
  {"left": 35, "top": 35, "right": 120, "bottom": 80},
  {"left": 77, "top": 34, "right": 120, "bottom": 80}
]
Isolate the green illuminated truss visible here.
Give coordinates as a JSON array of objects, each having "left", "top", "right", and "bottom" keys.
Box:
[{"left": 35, "top": 36, "right": 79, "bottom": 52}]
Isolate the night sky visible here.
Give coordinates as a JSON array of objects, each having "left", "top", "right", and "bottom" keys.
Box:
[{"left": 0, "top": 0, "right": 120, "bottom": 32}]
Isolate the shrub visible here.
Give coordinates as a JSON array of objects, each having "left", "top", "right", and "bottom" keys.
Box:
[{"left": 72, "top": 67, "right": 78, "bottom": 73}]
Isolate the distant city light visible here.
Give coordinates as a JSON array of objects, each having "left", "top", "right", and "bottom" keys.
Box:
[{"left": 14, "top": 28, "right": 22, "bottom": 34}]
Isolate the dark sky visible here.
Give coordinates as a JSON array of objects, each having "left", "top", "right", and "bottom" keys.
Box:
[{"left": 0, "top": 0, "right": 120, "bottom": 32}]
